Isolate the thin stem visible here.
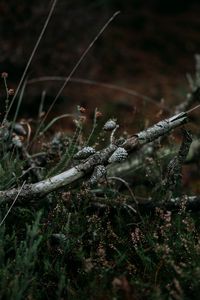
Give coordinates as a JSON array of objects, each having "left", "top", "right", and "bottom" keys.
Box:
[
  {"left": 29, "top": 90, "right": 47, "bottom": 148},
  {"left": 38, "top": 90, "right": 46, "bottom": 121},
  {"left": 108, "top": 176, "right": 137, "bottom": 211},
  {"left": 12, "top": 79, "right": 27, "bottom": 126},
  {"left": 5, "top": 0, "right": 58, "bottom": 119},
  {"left": 39, "top": 113, "right": 74, "bottom": 135},
  {"left": 27, "top": 76, "right": 171, "bottom": 112},
  {"left": 85, "top": 108, "right": 98, "bottom": 146},
  {"left": 0, "top": 181, "right": 26, "bottom": 226},
  {"left": 2, "top": 77, "right": 9, "bottom": 124},
  {"left": 110, "top": 125, "right": 119, "bottom": 144},
  {"left": 186, "top": 103, "right": 200, "bottom": 114},
  {"left": 38, "top": 11, "right": 121, "bottom": 126},
  {"left": 3, "top": 77, "right": 9, "bottom": 100}
]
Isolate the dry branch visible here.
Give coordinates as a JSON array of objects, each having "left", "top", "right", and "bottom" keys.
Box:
[
  {"left": 122, "top": 112, "right": 187, "bottom": 151},
  {"left": 0, "top": 111, "right": 189, "bottom": 202}
]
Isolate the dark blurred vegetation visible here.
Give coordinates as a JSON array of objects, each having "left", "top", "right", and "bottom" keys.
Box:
[{"left": 0, "top": 0, "right": 200, "bottom": 124}]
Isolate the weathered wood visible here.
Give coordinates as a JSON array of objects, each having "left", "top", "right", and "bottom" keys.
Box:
[{"left": 0, "top": 111, "right": 190, "bottom": 202}]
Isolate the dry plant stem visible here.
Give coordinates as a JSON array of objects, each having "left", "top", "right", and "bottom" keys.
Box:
[
  {"left": 0, "top": 112, "right": 189, "bottom": 202},
  {"left": 40, "top": 11, "right": 120, "bottom": 126},
  {"left": 0, "top": 181, "right": 26, "bottom": 226},
  {"left": 175, "top": 88, "right": 200, "bottom": 114},
  {"left": 28, "top": 90, "right": 47, "bottom": 147},
  {"left": 110, "top": 125, "right": 119, "bottom": 144},
  {"left": 2, "top": 77, "right": 9, "bottom": 120},
  {"left": 27, "top": 76, "right": 171, "bottom": 112},
  {"left": 4, "top": 0, "right": 58, "bottom": 121},
  {"left": 11, "top": 80, "right": 27, "bottom": 127},
  {"left": 85, "top": 108, "right": 98, "bottom": 146},
  {"left": 40, "top": 113, "right": 74, "bottom": 135}
]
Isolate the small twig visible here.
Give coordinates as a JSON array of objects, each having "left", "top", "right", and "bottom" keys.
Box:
[{"left": 4, "top": 0, "right": 58, "bottom": 120}]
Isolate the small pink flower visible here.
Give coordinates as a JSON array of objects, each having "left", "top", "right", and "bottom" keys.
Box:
[{"left": 1, "top": 72, "right": 8, "bottom": 78}]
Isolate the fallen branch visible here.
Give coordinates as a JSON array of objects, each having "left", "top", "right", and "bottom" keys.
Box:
[{"left": 0, "top": 111, "right": 189, "bottom": 202}]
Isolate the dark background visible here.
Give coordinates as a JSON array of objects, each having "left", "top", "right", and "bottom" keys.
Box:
[{"left": 0, "top": 0, "right": 200, "bottom": 128}]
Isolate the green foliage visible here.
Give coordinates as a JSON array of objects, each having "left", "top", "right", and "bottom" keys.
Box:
[
  {"left": 0, "top": 106, "right": 200, "bottom": 299},
  {"left": 0, "top": 150, "right": 23, "bottom": 190},
  {"left": 1, "top": 183, "right": 200, "bottom": 299},
  {"left": 0, "top": 211, "right": 42, "bottom": 300}
]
